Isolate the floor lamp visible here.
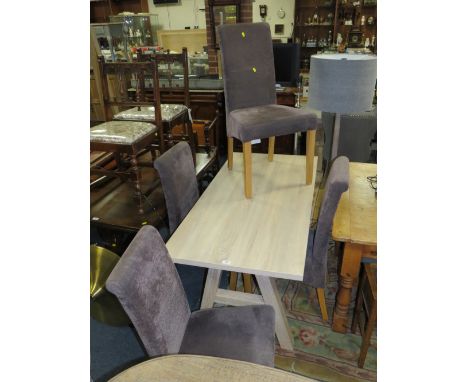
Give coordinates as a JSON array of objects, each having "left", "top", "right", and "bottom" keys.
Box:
[{"left": 308, "top": 54, "right": 377, "bottom": 159}]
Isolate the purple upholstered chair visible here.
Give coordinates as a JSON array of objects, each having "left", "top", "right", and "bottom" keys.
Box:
[
  {"left": 106, "top": 225, "right": 276, "bottom": 366},
  {"left": 154, "top": 141, "right": 199, "bottom": 235},
  {"left": 303, "top": 156, "right": 349, "bottom": 321},
  {"left": 155, "top": 141, "right": 252, "bottom": 293},
  {"left": 218, "top": 22, "right": 318, "bottom": 198}
]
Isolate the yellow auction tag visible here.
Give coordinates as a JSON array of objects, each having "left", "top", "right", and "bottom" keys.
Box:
[
  {"left": 252, "top": 67, "right": 257, "bottom": 73},
  {"left": 241, "top": 32, "right": 246, "bottom": 38}
]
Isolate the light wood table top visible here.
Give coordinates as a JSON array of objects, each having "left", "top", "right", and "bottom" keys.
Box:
[
  {"left": 332, "top": 162, "right": 377, "bottom": 246},
  {"left": 109, "top": 355, "right": 317, "bottom": 382},
  {"left": 167, "top": 152, "right": 317, "bottom": 280}
]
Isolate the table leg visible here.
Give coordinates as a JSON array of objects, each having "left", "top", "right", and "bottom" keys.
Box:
[
  {"left": 332, "top": 242, "right": 363, "bottom": 333},
  {"left": 256, "top": 275, "right": 294, "bottom": 351},
  {"left": 200, "top": 269, "right": 222, "bottom": 309}
]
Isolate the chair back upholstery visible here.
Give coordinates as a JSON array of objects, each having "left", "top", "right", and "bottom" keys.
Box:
[
  {"left": 303, "top": 156, "right": 349, "bottom": 287},
  {"left": 154, "top": 142, "right": 199, "bottom": 234},
  {"left": 106, "top": 225, "right": 191, "bottom": 357},
  {"left": 218, "top": 23, "right": 277, "bottom": 115}
]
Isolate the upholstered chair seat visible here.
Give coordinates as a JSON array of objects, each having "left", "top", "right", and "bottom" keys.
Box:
[
  {"left": 90, "top": 121, "right": 157, "bottom": 145},
  {"left": 114, "top": 104, "right": 188, "bottom": 123},
  {"left": 229, "top": 104, "right": 316, "bottom": 142},
  {"left": 179, "top": 305, "right": 275, "bottom": 366},
  {"left": 218, "top": 22, "right": 317, "bottom": 198},
  {"left": 106, "top": 225, "right": 276, "bottom": 367},
  {"left": 302, "top": 156, "right": 350, "bottom": 321}
]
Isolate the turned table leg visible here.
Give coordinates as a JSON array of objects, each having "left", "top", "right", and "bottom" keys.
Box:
[{"left": 332, "top": 242, "right": 363, "bottom": 333}]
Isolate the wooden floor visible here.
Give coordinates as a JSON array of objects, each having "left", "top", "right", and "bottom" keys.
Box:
[{"left": 90, "top": 151, "right": 217, "bottom": 232}]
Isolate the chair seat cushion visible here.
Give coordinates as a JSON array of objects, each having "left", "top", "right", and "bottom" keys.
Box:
[
  {"left": 179, "top": 305, "right": 275, "bottom": 367},
  {"left": 113, "top": 104, "right": 188, "bottom": 123},
  {"left": 228, "top": 104, "right": 317, "bottom": 142},
  {"left": 90, "top": 121, "right": 157, "bottom": 145}
]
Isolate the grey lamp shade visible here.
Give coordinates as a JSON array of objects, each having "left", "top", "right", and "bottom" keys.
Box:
[{"left": 307, "top": 54, "right": 377, "bottom": 114}]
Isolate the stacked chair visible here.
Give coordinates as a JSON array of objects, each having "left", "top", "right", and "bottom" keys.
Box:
[{"left": 218, "top": 22, "right": 318, "bottom": 198}]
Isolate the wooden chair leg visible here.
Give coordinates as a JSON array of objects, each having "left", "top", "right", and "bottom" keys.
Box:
[
  {"left": 228, "top": 137, "right": 234, "bottom": 170},
  {"left": 150, "top": 148, "right": 157, "bottom": 162},
  {"left": 243, "top": 142, "right": 252, "bottom": 198},
  {"left": 268, "top": 136, "right": 275, "bottom": 162},
  {"left": 159, "top": 125, "right": 166, "bottom": 154},
  {"left": 306, "top": 130, "right": 316, "bottom": 185},
  {"left": 351, "top": 268, "right": 366, "bottom": 333},
  {"left": 229, "top": 272, "right": 238, "bottom": 291},
  {"left": 243, "top": 274, "right": 253, "bottom": 293},
  {"left": 316, "top": 288, "right": 328, "bottom": 322}
]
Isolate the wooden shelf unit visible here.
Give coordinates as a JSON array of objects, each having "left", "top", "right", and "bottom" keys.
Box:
[{"left": 294, "top": 0, "right": 377, "bottom": 70}]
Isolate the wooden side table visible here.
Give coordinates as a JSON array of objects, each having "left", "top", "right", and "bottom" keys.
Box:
[
  {"left": 331, "top": 162, "right": 377, "bottom": 333},
  {"left": 351, "top": 263, "right": 377, "bottom": 368}
]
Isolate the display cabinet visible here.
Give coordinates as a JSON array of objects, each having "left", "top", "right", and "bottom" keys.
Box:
[
  {"left": 109, "top": 13, "right": 159, "bottom": 48},
  {"left": 188, "top": 52, "right": 209, "bottom": 77},
  {"left": 335, "top": 0, "right": 376, "bottom": 52},
  {"left": 294, "top": 0, "right": 377, "bottom": 70},
  {"left": 294, "top": 0, "right": 337, "bottom": 70},
  {"left": 91, "top": 22, "right": 127, "bottom": 62}
]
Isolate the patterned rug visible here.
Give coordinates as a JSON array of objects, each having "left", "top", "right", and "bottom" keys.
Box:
[{"left": 273, "top": 241, "right": 377, "bottom": 382}]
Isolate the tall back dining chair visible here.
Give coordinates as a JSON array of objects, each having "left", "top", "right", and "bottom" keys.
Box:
[
  {"left": 106, "top": 225, "right": 276, "bottom": 366},
  {"left": 303, "top": 156, "right": 349, "bottom": 321},
  {"left": 155, "top": 142, "right": 252, "bottom": 293},
  {"left": 154, "top": 141, "right": 199, "bottom": 235},
  {"left": 218, "top": 22, "right": 317, "bottom": 198}
]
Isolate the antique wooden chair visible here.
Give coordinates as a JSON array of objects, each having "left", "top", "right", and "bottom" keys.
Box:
[
  {"left": 218, "top": 23, "right": 318, "bottom": 198},
  {"left": 90, "top": 58, "right": 162, "bottom": 214},
  {"left": 351, "top": 262, "right": 377, "bottom": 368},
  {"left": 114, "top": 48, "right": 196, "bottom": 161}
]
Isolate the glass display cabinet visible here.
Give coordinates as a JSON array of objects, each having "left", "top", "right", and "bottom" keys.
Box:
[
  {"left": 109, "top": 13, "right": 159, "bottom": 48},
  {"left": 188, "top": 52, "right": 209, "bottom": 77},
  {"left": 91, "top": 22, "right": 127, "bottom": 62}
]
